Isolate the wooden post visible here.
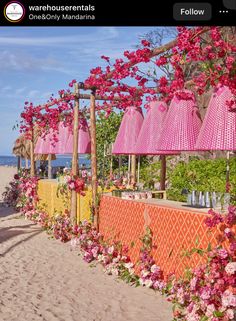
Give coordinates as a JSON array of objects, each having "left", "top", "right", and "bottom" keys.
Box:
[
  {"left": 118, "top": 155, "right": 122, "bottom": 178},
  {"left": 71, "top": 83, "right": 79, "bottom": 223},
  {"left": 48, "top": 154, "right": 52, "bottom": 179},
  {"left": 30, "top": 129, "right": 35, "bottom": 177},
  {"left": 90, "top": 89, "right": 98, "bottom": 229},
  {"left": 226, "top": 151, "right": 230, "bottom": 192},
  {"left": 131, "top": 155, "right": 136, "bottom": 186},
  {"left": 160, "top": 155, "right": 166, "bottom": 191},
  {"left": 17, "top": 156, "right": 21, "bottom": 171},
  {"left": 137, "top": 156, "right": 140, "bottom": 185},
  {"left": 128, "top": 155, "right": 131, "bottom": 184},
  {"left": 110, "top": 154, "right": 113, "bottom": 179},
  {"left": 25, "top": 158, "right": 29, "bottom": 169}
]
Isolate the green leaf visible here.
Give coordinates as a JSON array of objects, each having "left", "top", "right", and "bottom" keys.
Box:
[
  {"left": 195, "top": 236, "right": 199, "bottom": 246},
  {"left": 168, "top": 248, "right": 174, "bottom": 258},
  {"left": 213, "top": 311, "right": 224, "bottom": 317},
  {"left": 207, "top": 243, "right": 212, "bottom": 252},
  {"left": 130, "top": 241, "right": 135, "bottom": 248}
]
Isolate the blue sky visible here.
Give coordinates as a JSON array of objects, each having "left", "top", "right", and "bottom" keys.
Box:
[{"left": 0, "top": 26, "right": 163, "bottom": 155}]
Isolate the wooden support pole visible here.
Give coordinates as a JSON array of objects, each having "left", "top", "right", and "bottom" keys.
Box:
[
  {"left": 25, "top": 158, "right": 29, "bottom": 169},
  {"left": 226, "top": 151, "right": 230, "bottom": 193},
  {"left": 160, "top": 155, "right": 166, "bottom": 191},
  {"left": 30, "top": 129, "right": 35, "bottom": 177},
  {"left": 137, "top": 156, "right": 140, "bottom": 185},
  {"left": 128, "top": 155, "right": 131, "bottom": 184},
  {"left": 48, "top": 154, "right": 52, "bottom": 179},
  {"left": 131, "top": 155, "right": 136, "bottom": 186},
  {"left": 110, "top": 154, "right": 113, "bottom": 179},
  {"left": 90, "top": 89, "right": 98, "bottom": 229},
  {"left": 71, "top": 83, "right": 79, "bottom": 223},
  {"left": 17, "top": 156, "right": 21, "bottom": 171},
  {"left": 118, "top": 155, "right": 122, "bottom": 178}
]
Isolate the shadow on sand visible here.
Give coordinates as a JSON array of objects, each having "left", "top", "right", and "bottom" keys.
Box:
[
  {"left": 0, "top": 223, "right": 38, "bottom": 244},
  {"left": 0, "top": 207, "right": 43, "bottom": 257},
  {"left": 0, "top": 204, "right": 18, "bottom": 218},
  {"left": 0, "top": 229, "right": 43, "bottom": 257}
]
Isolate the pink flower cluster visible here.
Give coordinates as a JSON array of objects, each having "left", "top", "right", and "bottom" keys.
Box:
[
  {"left": 139, "top": 250, "right": 165, "bottom": 290},
  {"left": 5, "top": 169, "right": 40, "bottom": 213},
  {"left": 166, "top": 207, "right": 236, "bottom": 321},
  {"left": 22, "top": 185, "right": 236, "bottom": 321},
  {"left": 70, "top": 221, "right": 138, "bottom": 282},
  {"left": 2, "top": 174, "right": 21, "bottom": 208},
  {"left": 25, "top": 209, "right": 49, "bottom": 229},
  {"left": 51, "top": 211, "right": 73, "bottom": 242},
  {"left": 19, "top": 27, "right": 236, "bottom": 140},
  {"left": 65, "top": 174, "right": 85, "bottom": 195}
]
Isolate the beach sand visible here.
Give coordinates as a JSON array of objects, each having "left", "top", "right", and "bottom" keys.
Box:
[
  {"left": 0, "top": 166, "right": 17, "bottom": 202},
  {"left": 0, "top": 209, "right": 172, "bottom": 321}
]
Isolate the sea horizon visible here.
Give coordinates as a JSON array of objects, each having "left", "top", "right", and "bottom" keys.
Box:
[{"left": 0, "top": 155, "right": 90, "bottom": 167}]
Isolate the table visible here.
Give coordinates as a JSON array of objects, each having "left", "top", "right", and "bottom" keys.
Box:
[{"left": 151, "top": 190, "right": 167, "bottom": 200}]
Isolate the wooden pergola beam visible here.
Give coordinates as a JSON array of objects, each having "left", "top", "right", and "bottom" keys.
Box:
[{"left": 35, "top": 92, "right": 122, "bottom": 113}]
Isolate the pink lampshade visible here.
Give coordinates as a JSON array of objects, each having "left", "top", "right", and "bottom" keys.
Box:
[
  {"left": 195, "top": 85, "right": 236, "bottom": 151},
  {"left": 156, "top": 90, "right": 202, "bottom": 151},
  {"left": 34, "top": 129, "right": 57, "bottom": 154},
  {"left": 34, "top": 122, "right": 70, "bottom": 155},
  {"left": 112, "top": 106, "right": 144, "bottom": 155},
  {"left": 64, "top": 117, "right": 91, "bottom": 154},
  {"left": 53, "top": 122, "right": 70, "bottom": 154},
  {"left": 133, "top": 101, "right": 178, "bottom": 155}
]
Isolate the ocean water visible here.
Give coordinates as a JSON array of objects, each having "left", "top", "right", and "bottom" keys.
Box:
[{"left": 0, "top": 155, "right": 90, "bottom": 168}]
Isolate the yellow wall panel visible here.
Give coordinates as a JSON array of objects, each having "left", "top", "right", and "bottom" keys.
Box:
[{"left": 38, "top": 180, "right": 113, "bottom": 223}]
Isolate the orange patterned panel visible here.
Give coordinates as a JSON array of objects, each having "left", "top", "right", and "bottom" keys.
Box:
[{"left": 99, "top": 196, "right": 224, "bottom": 277}]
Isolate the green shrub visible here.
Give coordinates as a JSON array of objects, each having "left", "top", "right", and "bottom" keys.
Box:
[
  {"left": 167, "top": 158, "right": 236, "bottom": 202},
  {"left": 140, "top": 161, "right": 161, "bottom": 188}
]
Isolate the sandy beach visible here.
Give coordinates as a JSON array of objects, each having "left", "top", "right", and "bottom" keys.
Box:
[
  {"left": 0, "top": 166, "right": 17, "bottom": 202},
  {"left": 0, "top": 209, "right": 172, "bottom": 321}
]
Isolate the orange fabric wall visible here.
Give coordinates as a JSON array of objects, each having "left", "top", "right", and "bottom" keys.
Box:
[{"left": 99, "top": 196, "right": 222, "bottom": 277}]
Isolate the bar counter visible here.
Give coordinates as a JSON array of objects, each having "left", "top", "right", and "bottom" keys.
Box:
[
  {"left": 37, "top": 181, "right": 229, "bottom": 277},
  {"left": 99, "top": 194, "right": 222, "bottom": 277}
]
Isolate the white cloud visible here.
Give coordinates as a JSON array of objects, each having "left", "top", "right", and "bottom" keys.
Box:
[
  {"left": 27, "top": 90, "right": 40, "bottom": 98},
  {"left": 0, "top": 50, "right": 68, "bottom": 74},
  {"left": 97, "top": 27, "right": 119, "bottom": 38},
  {"left": 0, "top": 86, "right": 12, "bottom": 92},
  {"left": 15, "top": 87, "right": 27, "bottom": 94},
  {"left": 0, "top": 27, "right": 119, "bottom": 47}
]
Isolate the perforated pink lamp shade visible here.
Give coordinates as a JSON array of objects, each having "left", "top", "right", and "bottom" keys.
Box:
[
  {"left": 156, "top": 90, "right": 202, "bottom": 151},
  {"left": 112, "top": 106, "right": 144, "bottom": 155},
  {"left": 133, "top": 101, "right": 178, "bottom": 155},
  {"left": 64, "top": 118, "right": 91, "bottom": 154},
  {"left": 34, "top": 129, "right": 58, "bottom": 154},
  {"left": 195, "top": 86, "right": 236, "bottom": 151},
  {"left": 34, "top": 122, "right": 70, "bottom": 154}
]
